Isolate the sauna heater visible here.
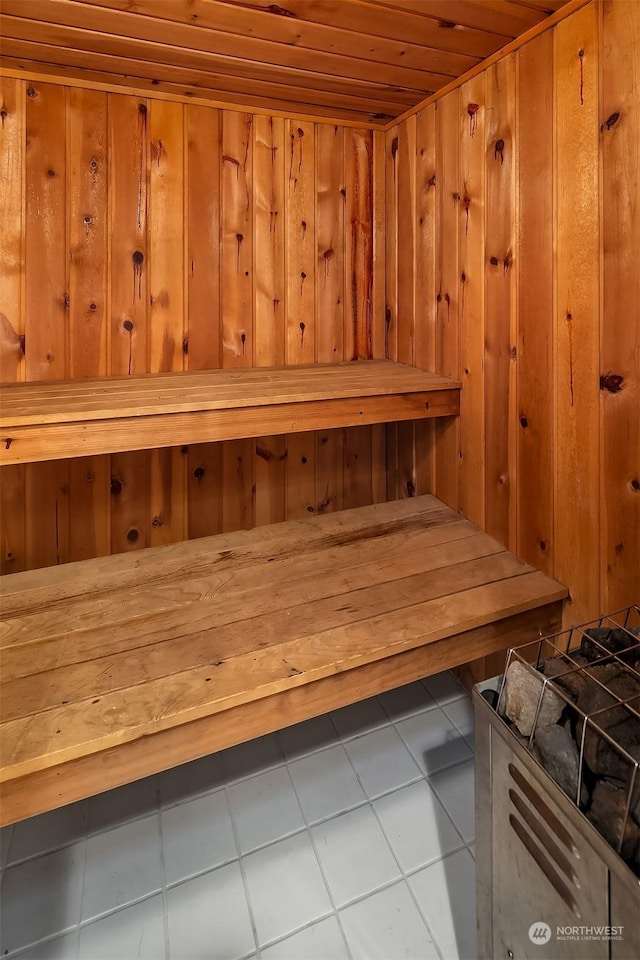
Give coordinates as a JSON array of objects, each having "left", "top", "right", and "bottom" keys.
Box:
[{"left": 473, "top": 605, "right": 640, "bottom": 960}]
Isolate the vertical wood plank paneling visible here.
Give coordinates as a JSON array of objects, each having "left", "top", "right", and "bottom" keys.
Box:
[
  {"left": 345, "top": 128, "right": 373, "bottom": 362},
  {"left": 254, "top": 115, "right": 285, "bottom": 368},
  {"left": 148, "top": 99, "right": 186, "bottom": 546},
  {"left": 371, "top": 130, "right": 387, "bottom": 362},
  {"left": 345, "top": 425, "right": 373, "bottom": 508},
  {"left": 285, "top": 120, "right": 315, "bottom": 366},
  {"left": 67, "top": 87, "right": 110, "bottom": 562},
  {"left": 384, "top": 124, "right": 399, "bottom": 499},
  {"left": 316, "top": 123, "right": 345, "bottom": 363},
  {"left": 67, "top": 88, "right": 108, "bottom": 379},
  {"left": 396, "top": 116, "right": 417, "bottom": 500},
  {"left": 285, "top": 120, "right": 316, "bottom": 518},
  {"left": 187, "top": 442, "right": 222, "bottom": 539},
  {"left": 109, "top": 93, "right": 150, "bottom": 554},
  {"left": 285, "top": 432, "right": 316, "bottom": 519},
  {"left": 221, "top": 110, "right": 253, "bottom": 368},
  {"left": 110, "top": 95, "right": 148, "bottom": 377},
  {"left": 186, "top": 104, "right": 220, "bottom": 371},
  {"left": 555, "top": 3, "right": 601, "bottom": 624},
  {"left": 0, "top": 78, "right": 26, "bottom": 574},
  {"left": 434, "top": 90, "right": 460, "bottom": 512},
  {"left": 345, "top": 127, "right": 374, "bottom": 507},
  {"left": 254, "top": 115, "right": 286, "bottom": 525},
  {"left": 0, "top": 464, "right": 25, "bottom": 575},
  {"left": 25, "top": 83, "right": 67, "bottom": 381},
  {"left": 371, "top": 129, "right": 387, "bottom": 502},
  {"left": 458, "top": 75, "right": 486, "bottom": 528},
  {"left": 396, "top": 117, "right": 416, "bottom": 369},
  {"left": 517, "top": 30, "right": 555, "bottom": 574},
  {"left": 484, "top": 55, "right": 516, "bottom": 548},
  {"left": 185, "top": 104, "right": 222, "bottom": 539},
  {"left": 24, "top": 82, "right": 68, "bottom": 570},
  {"left": 316, "top": 123, "right": 345, "bottom": 515},
  {"left": 600, "top": 0, "right": 639, "bottom": 611},
  {"left": 148, "top": 100, "right": 185, "bottom": 374},
  {"left": 0, "top": 77, "right": 25, "bottom": 384},
  {"left": 414, "top": 105, "right": 437, "bottom": 496},
  {"left": 221, "top": 110, "right": 254, "bottom": 531},
  {"left": 7, "top": 8, "right": 638, "bottom": 632}
]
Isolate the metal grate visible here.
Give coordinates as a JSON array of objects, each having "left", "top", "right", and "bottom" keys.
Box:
[{"left": 496, "top": 604, "right": 640, "bottom": 874}]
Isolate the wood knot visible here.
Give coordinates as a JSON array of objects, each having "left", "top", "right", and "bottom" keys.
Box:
[
  {"left": 600, "top": 372, "right": 624, "bottom": 394},
  {"left": 266, "top": 3, "right": 296, "bottom": 16},
  {"left": 601, "top": 112, "right": 620, "bottom": 132}
]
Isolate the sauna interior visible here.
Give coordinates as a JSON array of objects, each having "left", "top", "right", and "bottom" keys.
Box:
[{"left": 0, "top": 0, "right": 638, "bottom": 953}]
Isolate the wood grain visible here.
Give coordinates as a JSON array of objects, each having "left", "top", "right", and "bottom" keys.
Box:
[
  {"left": 108, "top": 93, "right": 150, "bottom": 554},
  {"left": 0, "top": 603, "right": 563, "bottom": 824},
  {"left": 414, "top": 105, "right": 437, "bottom": 496},
  {"left": 600, "top": 0, "right": 640, "bottom": 612},
  {"left": 23, "top": 83, "right": 69, "bottom": 570},
  {"left": 285, "top": 120, "right": 315, "bottom": 366},
  {"left": 434, "top": 90, "right": 461, "bottom": 511},
  {"left": 344, "top": 128, "right": 373, "bottom": 361},
  {"left": 185, "top": 104, "right": 221, "bottom": 372},
  {"left": 0, "top": 78, "right": 26, "bottom": 575},
  {"left": 554, "top": 2, "right": 600, "bottom": 624},
  {"left": 66, "top": 87, "right": 110, "bottom": 562},
  {"left": 0, "top": 77, "right": 25, "bottom": 384},
  {"left": 484, "top": 54, "right": 516, "bottom": 549},
  {"left": 0, "top": 368, "right": 460, "bottom": 464},
  {"left": 316, "top": 123, "right": 346, "bottom": 514},
  {"left": 458, "top": 73, "right": 486, "bottom": 528},
  {"left": 148, "top": 99, "right": 186, "bottom": 547},
  {"left": 0, "top": 494, "right": 566, "bottom": 819},
  {"left": 516, "top": 30, "right": 554, "bottom": 574}
]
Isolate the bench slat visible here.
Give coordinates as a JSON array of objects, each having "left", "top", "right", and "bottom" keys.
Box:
[
  {"left": 0, "top": 495, "right": 567, "bottom": 822},
  {"left": 0, "top": 361, "right": 461, "bottom": 463}
]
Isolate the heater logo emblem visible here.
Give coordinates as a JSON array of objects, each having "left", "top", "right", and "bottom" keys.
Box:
[{"left": 529, "top": 922, "right": 552, "bottom": 945}]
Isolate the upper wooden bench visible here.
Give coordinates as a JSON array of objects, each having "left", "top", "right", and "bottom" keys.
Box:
[
  {"left": 0, "top": 494, "right": 567, "bottom": 826},
  {"left": 0, "top": 360, "right": 460, "bottom": 464}
]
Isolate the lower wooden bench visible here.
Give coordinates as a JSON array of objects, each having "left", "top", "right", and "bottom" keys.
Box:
[{"left": 0, "top": 495, "right": 567, "bottom": 826}]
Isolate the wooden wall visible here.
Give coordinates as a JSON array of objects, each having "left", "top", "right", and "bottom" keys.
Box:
[
  {"left": 385, "top": 0, "right": 639, "bottom": 627},
  {"left": 0, "top": 81, "right": 386, "bottom": 573}
]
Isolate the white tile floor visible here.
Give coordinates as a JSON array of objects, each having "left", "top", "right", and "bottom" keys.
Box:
[{"left": 0, "top": 672, "right": 477, "bottom": 960}]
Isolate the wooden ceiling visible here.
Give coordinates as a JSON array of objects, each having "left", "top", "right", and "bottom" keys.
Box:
[{"left": 0, "top": 0, "right": 572, "bottom": 126}]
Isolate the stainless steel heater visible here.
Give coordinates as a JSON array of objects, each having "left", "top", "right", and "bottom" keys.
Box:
[{"left": 473, "top": 604, "right": 640, "bottom": 960}]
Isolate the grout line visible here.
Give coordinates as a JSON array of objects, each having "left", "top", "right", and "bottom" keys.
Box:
[
  {"left": 157, "top": 801, "right": 171, "bottom": 960},
  {"left": 361, "top": 786, "right": 447, "bottom": 960},
  {"left": 282, "top": 755, "right": 354, "bottom": 960},
  {"left": 4, "top": 929, "right": 80, "bottom": 960},
  {"left": 163, "top": 851, "right": 240, "bottom": 893},
  {"left": 4, "top": 678, "right": 473, "bottom": 958},
  {"left": 73, "top": 834, "right": 87, "bottom": 959},
  {"left": 227, "top": 783, "right": 262, "bottom": 960}
]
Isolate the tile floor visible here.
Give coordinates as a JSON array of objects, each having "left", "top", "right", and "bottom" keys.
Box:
[{"left": 0, "top": 671, "right": 477, "bottom": 960}]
